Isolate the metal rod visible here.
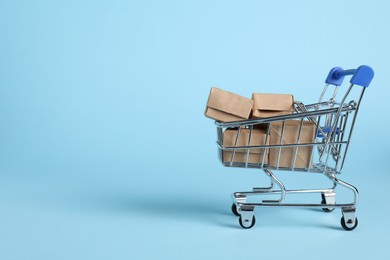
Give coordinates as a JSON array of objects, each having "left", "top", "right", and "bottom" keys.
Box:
[
  {"left": 235, "top": 188, "right": 335, "bottom": 196},
  {"left": 335, "top": 112, "right": 349, "bottom": 172},
  {"left": 340, "top": 88, "right": 366, "bottom": 171},
  {"left": 318, "top": 84, "right": 329, "bottom": 104},
  {"left": 328, "top": 174, "right": 359, "bottom": 205},
  {"left": 276, "top": 121, "right": 285, "bottom": 170},
  {"left": 261, "top": 124, "right": 270, "bottom": 167},
  {"left": 292, "top": 118, "right": 304, "bottom": 170},
  {"left": 332, "top": 85, "right": 339, "bottom": 101},
  {"left": 320, "top": 84, "right": 354, "bottom": 163},
  {"left": 262, "top": 169, "right": 286, "bottom": 203},
  {"left": 245, "top": 125, "right": 253, "bottom": 167},
  {"left": 216, "top": 105, "right": 355, "bottom": 128},
  {"left": 307, "top": 141, "right": 314, "bottom": 172},
  {"left": 220, "top": 141, "right": 348, "bottom": 150},
  {"left": 236, "top": 202, "right": 355, "bottom": 208},
  {"left": 230, "top": 127, "right": 241, "bottom": 166}
]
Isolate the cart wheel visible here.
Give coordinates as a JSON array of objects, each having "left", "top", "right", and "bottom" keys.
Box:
[
  {"left": 321, "top": 194, "right": 335, "bottom": 212},
  {"left": 340, "top": 216, "right": 358, "bottom": 231},
  {"left": 321, "top": 198, "right": 335, "bottom": 212},
  {"left": 231, "top": 203, "right": 240, "bottom": 216},
  {"left": 239, "top": 215, "right": 256, "bottom": 229}
]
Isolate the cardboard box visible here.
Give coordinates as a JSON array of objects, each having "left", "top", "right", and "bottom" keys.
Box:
[
  {"left": 205, "top": 87, "right": 253, "bottom": 122},
  {"left": 222, "top": 128, "right": 268, "bottom": 164},
  {"left": 252, "top": 93, "right": 294, "bottom": 118},
  {"left": 269, "top": 120, "right": 316, "bottom": 168}
]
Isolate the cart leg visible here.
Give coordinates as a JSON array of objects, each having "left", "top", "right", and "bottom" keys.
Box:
[
  {"left": 253, "top": 175, "right": 274, "bottom": 192},
  {"left": 231, "top": 193, "right": 246, "bottom": 216},
  {"left": 327, "top": 174, "right": 359, "bottom": 231},
  {"left": 321, "top": 192, "right": 336, "bottom": 212},
  {"left": 328, "top": 174, "right": 359, "bottom": 205},
  {"left": 341, "top": 207, "right": 358, "bottom": 231},
  {"left": 262, "top": 169, "right": 286, "bottom": 203},
  {"left": 239, "top": 206, "right": 256, "bottom": 229}
]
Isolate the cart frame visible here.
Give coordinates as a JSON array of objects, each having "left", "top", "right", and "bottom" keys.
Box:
[{"left": 214, "top": 65, "right": 374, "bottom": 230}]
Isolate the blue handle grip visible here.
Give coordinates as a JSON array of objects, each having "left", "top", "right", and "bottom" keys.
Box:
[{"left": 325, "top": 65, "right": 374, "bottom": 88}]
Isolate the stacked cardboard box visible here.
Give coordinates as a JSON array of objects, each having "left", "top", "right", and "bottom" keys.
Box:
[
  {"left": 223, "top": 128, "right": 268, "bottom": 164},
  {"left": 205, "top": 87, "right": 315, "bottom": 168},
  {"left": 269, "top": 120, "right": 316, "bottom": 168},
  {"left": 252, "top": 93, "right": 294, "bottom": 118},
  {"left": 204, "top": 88, "right": 294, "bottom": 122},
  {"left": 204, "top": 87, "right": 253, "bottom": 122}
]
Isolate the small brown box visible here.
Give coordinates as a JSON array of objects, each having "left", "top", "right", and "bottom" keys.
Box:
[
  {"left": 269, "top": 120, "right": 316, "bottom": 168},
  {"left": 252, "top": 93, "right": 294, "bottom": 118},
  {"left": 222, "top": 128, "right": 269, "bottom": 164},
  {"left": 205, "top": 87, "right": 253, "bottom": 122}
]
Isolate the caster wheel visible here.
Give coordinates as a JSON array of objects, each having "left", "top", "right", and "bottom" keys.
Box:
[
  {"left": 321, "top": 194, "right": 335, "bottom": 212},
  {"left": 341, "top": 216, "right": 358, "bottom": 231},
  {"left": 239, "top": 215, "right": 256, "bottom": 229},
  {"left": 231, "top": 204, "right": 240, "bottom": 216}
]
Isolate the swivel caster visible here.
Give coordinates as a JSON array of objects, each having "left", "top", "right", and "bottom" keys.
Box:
[
  {"left": 341, "top": 207, "right": 358, "bottom": 231},
  {"left": 231, "top": 203, "right": 241, "bottom": 216},
  {"left": 239, "top": 215, "right": 256, "bottom": 229},
  {"left": 341, "top": 216, "right": 358, "bottom": 231},
  {"left": 238, "top": 209, "right": 255, "bottom": 229},
  {"left": 321, "top": 192, "right": 335, "bottom": 212}
]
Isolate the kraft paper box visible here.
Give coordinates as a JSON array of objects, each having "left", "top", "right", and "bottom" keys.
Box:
[
  {"left": 205, "top": 87, "right": 253, "bottom": 122},
  {"left": 222, "top": 128, "right": 268, "bottom": 164},
  {"left": 269, "top": 120, "right": 316, "bottom": 168},
  {"left": 252, "top": 93, "right": 294, "bottom": 118}
]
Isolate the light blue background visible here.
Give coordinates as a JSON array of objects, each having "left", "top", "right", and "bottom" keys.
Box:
[{"left": 1, "top": 0, "right": 389, "bottom": 259}]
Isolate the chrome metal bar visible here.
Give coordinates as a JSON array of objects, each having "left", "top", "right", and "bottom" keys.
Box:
[
  {"left": 235, "top": 193, "right": 247, "bottom": 204},
  {"left": 335, "top": 112, "right": 349, "bottom": 172},
  {"left": 220, "top": 141, "right": 348, "bottom": 150},
  {"left": 328, "top": 174, "right": 359, "bottom": 205},
  {"left": 217, "top": 127, "right": 223, "bottom": 143},
  {"left": 224, "top": 163, "right": 328, "bottom": 173},
  {"left": 252, "top": 167, "right": 274, "bottom": 191},
  {"left": 318, "top": 84, "right": 329, "bottom": 104},
  {"left": 316, "top": 115, "right": 326, "bottom": 160},
  {"left": 316, "top": 115, "right": 327, "bottom": 143},
  {"left": 235, "top": 188, "right": 335, "bottom": 196},
  {"left": 216, "top": 105, "right": 355, "bottom": 128},
  {"left": 305, "top": 101, "right": 339, "bottom": 109},
  {"left": 262, "top": 169, "right": 286, "bottom": 203},
  {"left": 245, "top": 125, "right": 253, "bottom": 167},
  {"left": 252, "top": 178, "right": 274, "bottom": 192},
  {"left": 340, "top": 88, "right": 366, "bottom": 171},
  {"left": 217, "top": 127, "right": 224, "bottom": 163},
  {"left": 324, "top": 86, "right": 339, "bottom": 127},
  {"left": 332, "top": 113, "right": 344, "bottom": 165},
  {"left": 230, "top": 127, "right": 241, "bottom": 166},
  {"left": 276, "top": 121, "right": 285, "bottom": 170},
  {"left": 332, "top": 86, "right": 339, "bottom": 101},
  {"left": 292, "top": 118, "right": 304, "bottom": 170},
  {"left": 260, "top": 124, "right": 270, "bottom": 167},
  {"left": 236, "top": 202, "right": 355, "bottom": 208},
  {"left": 307, "top": 144, "right": 315, "bottom": 172},
  {"left": 320, "top": 84, "right": 354, "bottom": 164}
]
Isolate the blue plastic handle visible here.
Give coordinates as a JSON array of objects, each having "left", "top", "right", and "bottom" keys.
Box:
[{"left": 325, "top": 65, "right": 374, "bottom": 88}]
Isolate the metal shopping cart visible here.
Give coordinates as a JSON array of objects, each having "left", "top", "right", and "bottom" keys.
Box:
[{"left": 215, "top": 65, "right": 374, "bottom": 231}]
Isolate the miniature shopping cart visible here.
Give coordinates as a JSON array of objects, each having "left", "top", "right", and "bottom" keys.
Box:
[{"left": 215, "top": 65, "right": 374, "bottom": 231}]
